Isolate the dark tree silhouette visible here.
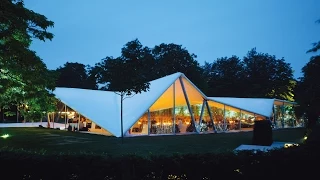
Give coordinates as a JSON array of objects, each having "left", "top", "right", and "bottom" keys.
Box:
[
  {"left": 242, "top": 48, "right": 295, "bottom": 100},
  {"left": 207, "top": 56, "right": 245, "bottom": 97},
  {"left": 295, "top": 56, "right": 320, "bottom": 127},
  {"left": 56, "top": 62, "right": 97, "bottom": 89}
]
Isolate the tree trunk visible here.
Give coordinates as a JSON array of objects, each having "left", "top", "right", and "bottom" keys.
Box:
[{"left": 121, "top": 93, "right": 124, "bottom": 143}]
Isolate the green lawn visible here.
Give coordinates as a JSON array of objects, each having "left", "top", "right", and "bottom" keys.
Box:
[{"left": 0, "top": 127, "right": 305, "bottom": 156}]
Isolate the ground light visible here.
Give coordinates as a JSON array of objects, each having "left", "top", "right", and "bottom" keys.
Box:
[
  {"left": 284, "top": 143, "right": 299, "bottom": 148},
  {"left": 1, "top": 134, "right": 10, "bottom": 139},
  {"left": 303, "top": 136, "right": 308, "bottom": 140}
]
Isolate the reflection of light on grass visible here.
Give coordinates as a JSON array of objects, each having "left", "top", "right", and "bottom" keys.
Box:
[{"left": 1, "top": 134, "right": 10, "bottom": 139}]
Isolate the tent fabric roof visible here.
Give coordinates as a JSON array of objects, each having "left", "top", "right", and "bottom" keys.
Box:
[
  {"left": 53, "top": 87, "right": 121, "bottom": 136},
  {"left": 121, "top": 72, "right": 182, "bottom": 136},
  {"left": 207, "top": 97, "right": 275, "bottom": 117},
  {"left": 53, "top": 72, "right": 297, "bottom": 137}
]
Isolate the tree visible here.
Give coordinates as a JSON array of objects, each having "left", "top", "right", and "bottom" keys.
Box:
[
  {"left": 295, "top": 56, "right": 320, "bottom": 127},
  {"left": 56, "top": 62, "right": 97, "bottom": 89},
  {"left": 206, "top": 56, "right": 245, "bottom": 97},
  {"left": 0, "top": 0, "right": 56, "bottom": 120},
  {"left": 307, "top": 19, "right": 320, "bottom": 53},
  {"left": 152, "top": 43, "right": 207, "bottom": 92},
  {"left": 95, "top": 39, "right": 150, "bottom": 140},
  {"left": 242, "top": 48, "right": 295, "bottom": 100}
]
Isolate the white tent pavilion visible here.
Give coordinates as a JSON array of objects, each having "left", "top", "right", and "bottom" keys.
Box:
[{"left": 53, "top": 72, "right": 300, "bottom": 137}]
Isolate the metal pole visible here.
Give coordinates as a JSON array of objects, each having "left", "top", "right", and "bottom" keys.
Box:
[
  {"left": 78, "top": 113, "right": 80, "bottom": 131},
  {"left": 64, "top": 104, "right": 67, "bottom": 130},
  {"left": 147, "top": 109, "right": 151, "bottom": 136},
  {"left": 272, "top": 106, "right": 276, "bottom": 128},
  {"left": 173, "top": 82, "right": 176, "bottom": 134},
  {"left": 199, "top": 100, "right": 205, "bottom": 125},
  {"left": 121, "top": 94, "right": 124, "bottom": 143},
  {"left": 281, "top": 102, "right": 285, "bottom": 128},
  {"left": 205, "top": 100, "right": 216, "bottom": 133},
  {"left": 239, "top": 110, "right": 242, "bottom": 131},
  {"left": 179, "top": 77, "right": 198, "bottom": 133},
  {"left": 223, "top": 105, "right": 226, "bottom": 131}
]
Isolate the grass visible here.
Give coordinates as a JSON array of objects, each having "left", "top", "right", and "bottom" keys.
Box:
[{"left": 0, "top": 127, "right": 305, "bottom": 156}]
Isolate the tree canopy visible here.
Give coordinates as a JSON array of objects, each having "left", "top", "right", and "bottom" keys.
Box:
[
  {"left": 94, "top": 39, "right": 151, "bottom": 96},
  {"left": 0, "top": 0, "right": 57, "bottom": 121},
  {"left": 56, "top": 62, "right": 97, "bottom": 90},
  {"left": 295, "top": 56, "right": 320, "bottom": 126},
  {"left": 307, "top": 19, "right": 320, "bottom": 53},
  {"left": 205, "top": 48, "right": 295, "bottom": 100}
]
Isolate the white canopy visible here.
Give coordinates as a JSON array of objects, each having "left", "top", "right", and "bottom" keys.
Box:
[{"left": 53, "top": 72, "right": 297, "bottom": 137}]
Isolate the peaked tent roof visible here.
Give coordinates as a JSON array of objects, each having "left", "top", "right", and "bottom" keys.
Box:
[
  {"left": 207, "top": 97, "right": 275, "bottom": 117},
  {"left": 121, "top": 72, "right": 183, "bottom": 136},
  {"left": 53, "top": 72, "right": 298, "bottom": 137},
  {"left": 53, "top": 88, "right": 121, "bottom": 136}
]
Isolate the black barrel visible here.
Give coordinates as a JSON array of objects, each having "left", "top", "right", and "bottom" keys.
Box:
[{"left": 252, "top": 120, "right": 273, "bottom": 146}]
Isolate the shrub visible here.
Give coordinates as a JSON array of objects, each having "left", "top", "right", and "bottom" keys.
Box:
[
  {"left": 0, "top": 143, "right": 319, "bottom": 179},
  {"left": 252, "top": 120, "right": 273, "bottom": 146}
]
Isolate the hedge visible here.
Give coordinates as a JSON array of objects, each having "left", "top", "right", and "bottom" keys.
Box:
[{"left": 0, "top": 141, "right": 319, "bottom": 180}]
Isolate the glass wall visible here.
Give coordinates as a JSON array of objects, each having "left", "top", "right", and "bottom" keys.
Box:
[
  {"left": 240, "top": 111, "right": 255, "bottom": 130},
  {"left": 273, "top": 103, "right": 298, "bottom": 128},
  {"left": 198, "top": 102, "right": 214, "bottom": 132},
  {"left": 129, "top": 111, "right": 149, "bottom": 135},
  {"left": 283, "top": 106, "right": 296, "bottom": 128},
  {"left": 274, "top": 105, "right": 283, "bottom": 128},
  {"left": 208, "top": 101, "right": 225, "bottom": 132},
  {"left": 225, "top": 105, "right": 241, "bottom": 131}
]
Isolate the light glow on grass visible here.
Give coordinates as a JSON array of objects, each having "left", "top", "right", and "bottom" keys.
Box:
[{"left": 1, "top": 134, "right": 10, "bottom": 139}]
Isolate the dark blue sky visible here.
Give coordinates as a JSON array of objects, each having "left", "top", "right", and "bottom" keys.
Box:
[{"left": 25, "top": 0, "right": 320, "bottom": 78}]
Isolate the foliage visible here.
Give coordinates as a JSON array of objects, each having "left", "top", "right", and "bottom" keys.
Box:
[
  {"left": 0, "top": 0, "right": 56, "bottom": 120},
  {"left": 243, "top": 48, "right": 295, "bottom": 100},
  {"left": 94, "top": 39, "right": 151, "bottom": 96},
  {"left": 152, "top": 43, "right": 207, "bottom": 92},
  {"left": 295, "top": 55, "right": 320, "bottom": 127},
  {"left": 55, "top": 62, "right": 97, "bottom": 89},
  {"left": 205, "top": 48, "right": 295, "bottom": 100},
  {"left": 307, "top": 19, "right": 320, "bottom": 53},
  {"left": 0, "top": 139, "right": 319, "bottom": 179},
  {"left": 207, "top": 56, "right": 245, "bottom": 97}
]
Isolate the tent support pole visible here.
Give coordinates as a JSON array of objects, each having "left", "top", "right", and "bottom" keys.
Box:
[
  {"left": 281, "top": 102, "right": 285, "bottom": 128},
  {"left": 148, "top": 109, "right": 151, "bottom": 136},
  {"left": 272, "top": 106, "right": 276, "bottom": 128},
  {"left": 78, "top": 113, "right": 80, "bottom": 131},
  {"left": 173, "top": 82, "right": 176, "bottom": 135},
  {"left": 223, "top": 105, "right": 226, "bottom": 132},
  {"left": 120, "top": 94, "right": 124, "bottom": 143},
  {"left": 198, "top": 100, "right": 206, "bottom": 133},
  {"left": 199, "top": 100, "right": 205, "bottom": 125},
  {"left": 179, "top": 77, "right": 198, "bottom": 133},
  {"left": 205, "top": 100, "right": 216, "bottom": 133},
  {"left": 64, "top": 104, "right": 67, "bottom": 130},
  {"left": 239, "top": 110, "right": 242, "bottom": 131}
]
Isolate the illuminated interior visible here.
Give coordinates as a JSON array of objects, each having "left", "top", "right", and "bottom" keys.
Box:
[
  {"left": 127, "top": 77, "right": 272, "bottom": 136},
  {"left": 51, "top": 73, "right": 301, "bottom": 137},
  {"left": 48, "top": 103, "right": 112, "bottom": 135}
]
